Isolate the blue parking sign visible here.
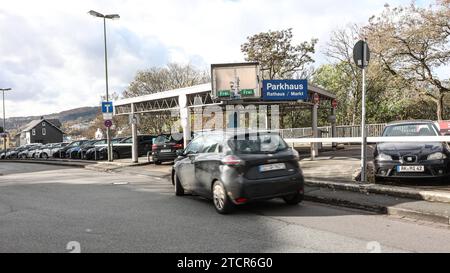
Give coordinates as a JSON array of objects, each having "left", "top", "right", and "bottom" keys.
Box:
[
  {"left": 102, "top": 101, "right": 113, "bottom": 113},
  {"left": 262, "top": 80, "right": 308, "bottom": 101}
]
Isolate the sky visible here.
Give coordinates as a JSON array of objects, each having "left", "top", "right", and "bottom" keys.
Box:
[{"left": 0, "top": 0, "right": 434, "bottom": 118}]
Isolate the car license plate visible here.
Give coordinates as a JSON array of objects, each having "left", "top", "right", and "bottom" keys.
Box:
[
  {"left": 161, "top": 149, "right": 171, "bottom": 153},
  {"left": 397, "top": 165, "right": 425, "bottom": 172},
  {"left": 259, "top": 163, "right": 286, "bottom": 172}
]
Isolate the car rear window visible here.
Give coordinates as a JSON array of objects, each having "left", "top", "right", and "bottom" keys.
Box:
[
  {"left": 154, "top": 134, "right": 183, "bottom": 144},
  {"left": 227, "top": 133, "right": 288, "bottom": 154},
  {"left": 383, "top": 124, "right": 438, "bottom": 137},
  {"left": 154, "top": 135, "right": 169, "bottom": 144}
]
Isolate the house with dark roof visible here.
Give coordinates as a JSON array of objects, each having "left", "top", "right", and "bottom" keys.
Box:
[{"left": 16, "top": 117, "right": 64, "bottom": 146}]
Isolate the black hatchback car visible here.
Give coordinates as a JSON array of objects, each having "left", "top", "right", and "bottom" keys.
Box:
[
  {"left": 172, "top": 130, "right": 304, "bottom": 214},
  {"left": 374, "top": 120, "right": 450, "bottom": 182},
  {"left": 110, "top": 135, "right": 155, "bottom": 159},
  {"left": 151, "top": 133, "right": 184, "bottom": 164}
]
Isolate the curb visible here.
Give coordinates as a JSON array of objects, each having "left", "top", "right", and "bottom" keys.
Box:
[
  {"left": 1, "top": 159, "right": 151, "bottom": 171},
  {"left": 305, "top": 179, "right": 450, "bottom": 204},
  {"left": 1, "top": 159, "right": 89, "bottom": 168},
  {"left": 304, "top": 194, "right": 386, "bottom": 214},
  {"left": 386, "top": 207, "right": 450, "bottom": 225},
  {"left": 304, "top": 188, "right": 450, "bottom": 226}
]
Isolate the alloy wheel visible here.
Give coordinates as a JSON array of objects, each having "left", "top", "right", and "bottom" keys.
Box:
[{"left": 213, "top": 183, "right": 226, "bottom": 210}]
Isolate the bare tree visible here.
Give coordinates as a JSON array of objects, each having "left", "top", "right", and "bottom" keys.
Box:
[
  {"left": 365, "top": 2, "right": 450, "bottom": 120},
  {"left": 123, "top": 63, "right": 210, "bottom": 98},
  {"left": 323, "top": 24, "right": 363, "bottom": 124},
  {"left": 241, "top": 29, "right": 317, "bottom": 79}
]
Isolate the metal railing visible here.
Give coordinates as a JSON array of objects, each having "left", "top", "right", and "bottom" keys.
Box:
[{"left": 280, "top": 123, "right": 387, "bottom": 139}]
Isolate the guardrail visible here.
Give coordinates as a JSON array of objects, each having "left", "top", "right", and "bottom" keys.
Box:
[
  {"left": 280, "top": 124, "right": 387, "bottom": 138},
  {"left": 284, "top": 136, "right": 450, "bottom": 144}
]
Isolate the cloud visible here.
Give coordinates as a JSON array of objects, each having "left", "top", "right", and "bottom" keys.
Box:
[{"left": 0, "top": 0, "right": 430, "bottom": 117}]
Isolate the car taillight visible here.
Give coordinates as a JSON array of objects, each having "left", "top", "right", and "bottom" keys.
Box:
[
  {"left": 235, "top": 198, "right": 248, "bottom": 204},
  {"left": 152, "top": 144, "right": 158, "bottom": 151},
  {"left": 221, "top": 155, "right": 242, "bottom": 166},
  {"left": 174, "top": 143, "right": 183, "bottom": 149}
]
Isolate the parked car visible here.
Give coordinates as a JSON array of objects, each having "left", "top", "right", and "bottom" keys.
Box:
[
  {"left": 26, "top": 144, "right": 43, "bottom": 159},
  {"left": 0, "top": 149, "right": 9, "bottom": 159},
  {"left": 56, "top": 140, "right": 89, "bottom": 158},
  {"left": 67, "top": 140, "right": 100, "bottom": 159},
  {"left": 4, "top": 149, "right": 11, "bottom": 159},
  {"left": 171, "top": 130, "right": 304, "bottom": 214},
  {"left": 107, "top": 135, "right": 155, "bottom": 160},
  {"left": 34, "top": 144, "right": 53, "bottom": 159},
  {"left": 85, "top": 138, "right": 124, "bottom": 160},
  {"left": 47, "top": 142, "right": 69, "bottom": 158},
  {"left": 374, "top": 120, "right": 450, "bottom": 182},
  {"left": 150, "top": 133, "right": 184, "bottom": 164},
  {"left": 6, "top": 146, "right": 27, "bottom": 159},
  {"left": 79, "top": 139, "right": 107, "bottom": 160},
  {"left": 18, "top": 146, "right": 34, "bottom": 159}
]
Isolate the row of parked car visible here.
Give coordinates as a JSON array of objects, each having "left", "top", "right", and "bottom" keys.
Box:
[{"left": 0, "top": 133, "right": 186, "bottom": 164}]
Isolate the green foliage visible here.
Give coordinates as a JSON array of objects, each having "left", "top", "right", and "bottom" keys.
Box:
[
  {"left": 241, "top": 29, "right": 317, "bottom": 79},
  {"left": 365, "top": 2, "right": 450, "bottom": 120}
]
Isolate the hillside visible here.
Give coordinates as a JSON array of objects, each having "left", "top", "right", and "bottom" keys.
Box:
[{"left": 5, "top": 106, "right": 100, "bottom": 131}]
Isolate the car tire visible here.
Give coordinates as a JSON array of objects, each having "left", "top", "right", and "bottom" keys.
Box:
[
  {"left": 147, "top": 152, "right": 153, "bottom": 163},
  {"left": 212, "top": 181, "right": 235, "bottom": 214},
  {"left": 174, "top": 173, "right": 185, "bottom": 196},
  {"left": 112, "top": 151, "right": 120, "bottom": 160},
  {"left": 154, "top": 160, "right": 162, "bottom": 165},
  {"left": 41, "top": 153, "right": 48, "bottom": 160},
  {"left": 283, "top": 192, "right": 303, "bottom": 205}
]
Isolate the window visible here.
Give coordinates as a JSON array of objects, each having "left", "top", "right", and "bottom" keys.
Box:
[
  {"left": 123, "top": 138, "right": 133, "bottom": 144},
  {"left": 228, "top": 133, "right": 288, "bottom": 154},
  {"left": 383, "top": 123, "right": 438, "bottom": 137},
  {"left": 184, "top": 137, "right": 204, "bottom": 155},
  {"left": 32, "top": 129, "right": 36, "bottom": 136},
  {"left": 154, "top": 135, "right": 170, "bottom": 144},
  {"left": 42, "top": 128, "right": 46, "bottom": 136},
  {"left": 42, "top": 122, "right": 46, "bottom": 127},
  {"left": 201, "top": 135, "right": 224, "bottom": 153}
]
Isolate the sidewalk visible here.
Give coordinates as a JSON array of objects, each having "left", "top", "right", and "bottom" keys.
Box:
[{"left": 300, "top": 147, "right": 450, "bottom": 203}]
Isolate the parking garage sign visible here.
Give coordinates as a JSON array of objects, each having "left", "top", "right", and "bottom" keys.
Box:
[{"left": 262, "top": 80, "right": 308, "bottom": 101}]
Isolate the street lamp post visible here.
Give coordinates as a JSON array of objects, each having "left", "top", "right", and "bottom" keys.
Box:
[
  {"left": 88, "top": 10, "right": 120, "bottom": 162},
  {"left": 0, "top": 88, "right": 11, "bottom": 152}
]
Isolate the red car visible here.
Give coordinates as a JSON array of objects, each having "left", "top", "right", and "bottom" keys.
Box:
[{"left": 439, "top": 120, "right": 450, "bottom": 135}]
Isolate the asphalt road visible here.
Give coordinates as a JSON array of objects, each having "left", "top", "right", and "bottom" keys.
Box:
[{"left": 0, "top": 162, "right": 449, "bottom": 253}]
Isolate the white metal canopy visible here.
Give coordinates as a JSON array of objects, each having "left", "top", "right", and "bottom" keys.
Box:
[
  {"left": 113, "top": 82, "right": 337, "bottom": 162},
  {"left": 114, "top": 83, "right": 336, "bottom": 116}
]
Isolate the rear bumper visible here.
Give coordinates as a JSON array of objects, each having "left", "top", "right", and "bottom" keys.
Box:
[
  {"left": 224, "top": 171, "right": 304, "bottom": 204},
  {"left": 152, "top": 151, "right": 179, "bottom": 162},
  {"left": 374, "top": 160, "right": 450, "bottom": 180}
]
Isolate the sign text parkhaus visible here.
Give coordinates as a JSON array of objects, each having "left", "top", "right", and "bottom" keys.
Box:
[{"left": 262, "top": 80, "right": 308, "bottom": 101}]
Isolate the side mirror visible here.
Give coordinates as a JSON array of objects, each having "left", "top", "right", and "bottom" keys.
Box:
[{"left": 176, "top": 150, "right": 185, "bottom": 157}]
